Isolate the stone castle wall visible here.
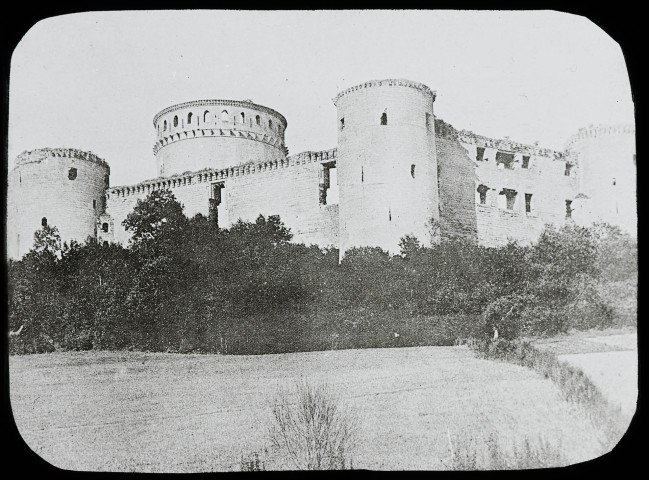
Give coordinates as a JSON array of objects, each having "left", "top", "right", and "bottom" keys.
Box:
[
  {"left": 7, "top": 148, "right": 110, "bottom": 258},
  {"left": 106, "top": 149, "right": 339, "bottom": 248}
]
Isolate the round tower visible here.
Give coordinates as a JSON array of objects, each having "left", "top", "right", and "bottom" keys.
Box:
[
  {"left": 7, "top": 148, "right": 110, "bottom": 259},
  {"left": 566, "top": 124, "right": 636, "bottom": 235},
  {"left": 152, "top": 99, "right": 288, "bottom": 177},
  {"left": 333, "top": 79, "right": 439, "bottom": 258}
]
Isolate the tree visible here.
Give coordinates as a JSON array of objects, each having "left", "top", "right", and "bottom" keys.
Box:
[
  {"left": 31, "top": 224, "right": 62, "bottom": 258},
  {"left": 122, "top": 189, "right": 187, "bottom": 246}
]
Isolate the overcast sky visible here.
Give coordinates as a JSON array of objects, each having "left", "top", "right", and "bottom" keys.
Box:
[{"left": 9, "top": 10, "right": 634, "bottom": 186}]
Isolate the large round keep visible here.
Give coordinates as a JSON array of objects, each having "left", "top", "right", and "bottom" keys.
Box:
[
  {"left": 334, "top": 79, "right": 440, "bottom": 257},
  {"left": 566, "top": 125, "right": 636, "bottom": 235},
  {"left": 6, "top": 148, "right": 110, "bottom": 259},
  {"left": 153, "top": 100, "right": 288, "bottom": 177}
]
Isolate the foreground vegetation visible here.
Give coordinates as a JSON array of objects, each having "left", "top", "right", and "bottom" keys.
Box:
[{"left": 8, "top": 190, "right": 637, "bottom": 355}]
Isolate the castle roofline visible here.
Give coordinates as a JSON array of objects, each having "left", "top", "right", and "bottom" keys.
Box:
[
  {"left": 333, "top": 79, "right": 436, "bottom": 105},
  {"left": 565, "top": 123, "right": 635, "bottom": 149},
  {"left": 153, "top": 99, "right": 287, "bottom": 128},
  {"left": 14, "top": 147, "right": 110, "bottom": 173}
]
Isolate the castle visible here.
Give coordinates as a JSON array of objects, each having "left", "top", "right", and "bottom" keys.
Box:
[{"left": 6, "top": 79, "right": 637, "bottom": 260}]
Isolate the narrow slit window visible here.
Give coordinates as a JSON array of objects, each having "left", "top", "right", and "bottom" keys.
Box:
[
  {"left": 240, "top": 112, "right": 245, "bottom": 124},
  {"left": 269, "top": 119, "right": 273, "bottom": 129},
  {"left": 426, "top": 113, "right": 431, "bottom": 130},
  {"left": 612, "top": 178, "right": 617, "bottom": 186},
  {"left": 187, "top": 112, "right": 193, "bottom": 124},
  {"left": 564, "top": 163, "right": 573, "bottom": 176},
  {"left": 173, "top": 115, "right": 178, "bottom": 127},
  {"left": 380, "top": 112, "right": 388, "bottom": 125},
  {"left": 256, "top": 115, "right": 261, "bottom": 126},
  {"left": 525, "top": 193, "right": 532, "bottom": 213},
  {"left": 163, "top": 120, "right": 167, "bottom": 131},
  {"left": 565, "top": 200, "right": 573, "bottom": 218},
  {"left": 522, "top": 156, "right": 530, "bottom": 169},
  {"left": 93, "top": 199, "right": 97, "bottom": 209},
  {"left": 361, "top": 166, "right": 364, "bottom": 183},
  {"left": 340, "top": 117, "right": 345, "bottom": 130},
  {"left": 476, "top": 147, "right": 485, "bottom": 162},
  {"left": 411, "top": 164, "right": 416, "bottom": 178}
]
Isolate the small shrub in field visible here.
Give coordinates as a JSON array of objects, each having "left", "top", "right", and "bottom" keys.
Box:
[
  {"left": 268, "top": 380, "right": 358, "bottom": 470},
  {"left": 240, "top": 452, "right": 265, "bottom": 471}
]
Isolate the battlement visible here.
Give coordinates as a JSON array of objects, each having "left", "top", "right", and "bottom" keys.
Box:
[
  {"left": 333, "top": 79, "right": 436, "bottom": 106},
  {"left": 14, "top": 147, "right": 110, "bottom": 173},
  {"left": 153, "top": 99, "right": 287, "bottom": 128},
  {"left": 109, "top": 148, "right": 337, "bottom": 198},
  {"left": 434, "top": 118, "right": 566, "bottom": 160},
  {"left": 565, "top": 124, "right": 635, "bottom": 149}
]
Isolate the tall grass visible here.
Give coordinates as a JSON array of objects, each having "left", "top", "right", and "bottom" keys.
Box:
[
  {"left": 267, "top": 380, "right": 358, "bottom": 470},
  {"left": 468, "top": 338, "right": 629, "bottom": 452}
]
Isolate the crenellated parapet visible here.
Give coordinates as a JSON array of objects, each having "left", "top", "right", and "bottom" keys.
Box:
[
  {"left": 14, "top": 147, "right": 110, "bottom": 173},
  {"left": 565, "top": 124, "right": 635, "bottom": 150},
  {"left": 152, "top": 126, "right": 287, "bottom": 156},
  {"left": 109, "top": 148, "right": 337, "bottom": 199},
  {"left": 434, "top": 117, "right": 566, "bottom": 160},
  {"left": 333, "top": 78, "right": 436, "bottom": 106}
]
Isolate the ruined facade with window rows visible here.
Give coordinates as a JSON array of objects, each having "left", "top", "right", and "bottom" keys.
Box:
[{"left": 6, "top": 79, "right": 636, "bottom": 259}]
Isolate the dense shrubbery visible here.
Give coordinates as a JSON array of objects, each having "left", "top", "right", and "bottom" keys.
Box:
[{"left": 7, "top": 191, "right": 637, "bottom": 355}]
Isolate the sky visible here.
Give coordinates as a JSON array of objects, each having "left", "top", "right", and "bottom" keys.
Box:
[{"left": 9, "top": 10, "right": 635, "bottom": 186}]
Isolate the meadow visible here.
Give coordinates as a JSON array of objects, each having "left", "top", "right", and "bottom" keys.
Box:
[{"left": 9, "top": 341, "right": 631, "bottom": 472}]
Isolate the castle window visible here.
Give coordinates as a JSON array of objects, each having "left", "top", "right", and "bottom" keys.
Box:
[
  {"left": 340, "top": 118, "right": 345, "bottom": 130},
  {"left": 476, "top": 147, "right": 485, "bottom": 162},
  {"left": 564, "top": 163, "right": 573, "bottom": 176},
  {"left": 319, "top": 163, "right": 338, "bottom": 205},
  {"left": 104, "top": 175, "right": 109, "bottom": 187},
  {"left": 380, "top": 112, "right": 388, "bottom": 125},
  {"left": 163, "top": 120, "right": 167, "bottom": 131},
  {"left": 361, "top": 166, "right": 364, "bottom": 183},
  {"left": 240, "top": 112, "right": 245, "bottom": 124},
  {"left": 41, "top": 217, "right": 47, "bottom": 227},
  {"left": 220, "top": 110, "right": 228, "bottom": 122},
  {"left": 269, "top": 119, "right": 273, "bottom": 129},
  {"left": 522, "top": 155, "right": 530, "bottom": 169},
  {"left": 68, "top": 168, "right": 77, "bottom": 180},
  {"left": 256, "top": 115, "right": 261, "bottom": 126},
  {"left": 389, "top": 209, "right": 392, "bottom": 221},
  {"left": 102, "top": 223, "right": 109, "bottom": 232},
  {"left": 426, "top": 113, "right": 431, "bottom": 130},
  {"left": 93, "top": 199, "right": 97, "bottom": 209},
  {"left": 411, "top": 164, "right": 416, "bottom": 178},
  {"left": 499, "top": 188, "right": 517, "bottom": 210},
  {"left": 612, "top": 177, "right": 617, "bottom": 186},
  {"left": 496, "top": 151, "right": 515, "bottom": 170},
  {"left": 477, "top": 184, "right": 489, "bottom": 205},
  {"left": 565, "top": 200, "right": 573, "bottom": 218},
  {"left": 205, "top": 110, "right": 211, "bottom": 123},
  {"left": 525, "top": 193, "right": 532, "bottom": 213},
  {"left": 187, "top": 112, "right": 193, "bottom": 124},
  {"left": 173, "top": 115, "right": 178, "bottom": 127},
  {"left": 103, "top": 241, "right": 109, "bottom": 247}
]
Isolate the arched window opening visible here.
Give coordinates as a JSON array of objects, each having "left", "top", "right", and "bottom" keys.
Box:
[
  {"left": 41, "top": 217, "right": 48, "bottom": 227},
  {"left": 102, "top": 223, "right": 109, "bottom": 232},
  {"left": 269, "top": 119, "right": 273, "bottom": 129},
  {"left": 221, "top": 110, "right": 229, "bottom": 122},
  {"left": 103, "top": 241, "right": 109, "bottom": 247},
  {"left": 477, "top": 184, "right": 489, "bottom": 205},
  {"left": 173, "top": 116, "right": 178, "bottom": 127},
  {"left": 187, "top": 112, "right": 193, "bottom": 124},
  {"left": 163, "top": 120, "right": 167, "bottom": 131},
  {"left": 68, "top": 168, "right": 77, "bottom": 180},
  {"left": 380, "top": 112, "right": 388, "bottom": 125},
  {"left": 240, "top": 112, "right": 245, "bottom": 124},
  {"left": 256, "top": 115, "right": 261, "bottom": 126},
  {"left": 204, "top": 110, "right": 210, "bottom": 123}
]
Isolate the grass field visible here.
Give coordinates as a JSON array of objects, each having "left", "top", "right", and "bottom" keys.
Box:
[{"left": 10, "top": 345, "right": 624, "bottom": 472}]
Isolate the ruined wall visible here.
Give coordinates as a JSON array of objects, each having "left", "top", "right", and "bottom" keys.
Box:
[
  {"left": 153, "top": 100, "right": 287, "bottom": 177},
  {"left": 7, "top": 148, "right": 110, "bottom": 259},
  {"left": 105, "top": 149, "right": 339, "bottom": 248},
  {"left": 334, "top": 79, "right": 439, "bottom": 257},
  {"left": 435, "top": 121, "right": 578, "bottom": 247}
]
